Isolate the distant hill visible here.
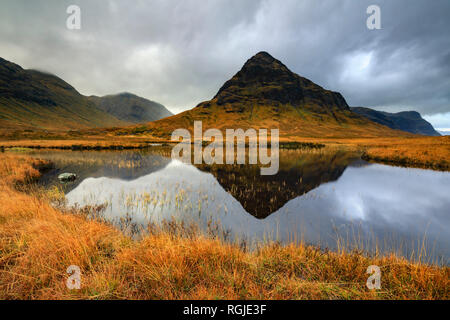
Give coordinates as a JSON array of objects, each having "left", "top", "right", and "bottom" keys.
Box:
[
  {"left": 351, "top": 107, "right": 441, "bottom": 136},
  {"left": 0, "top": 57, "right": 129, "bottom": 130},
  {"left": 88, "top": 93, "right": 172, "bottom": 124},
  {"left": 438, "top": 130, "right": 450, "bottom": 136},
  {"left": 118, "top": 52, "right": 406, "bottom": 139}
]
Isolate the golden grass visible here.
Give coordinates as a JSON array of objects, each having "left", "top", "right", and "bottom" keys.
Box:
[
  {"left": 359, "top": 136, "right": 450, "bottom": 171},
  {"left": 2, "top": 129, "right": 449, "bottom": 171},
  {"left": 108, "top": 100, "right": 412, "bottom": 139},
  {"left": 0, "top": 138, "right": 159, "bottom": 149},
  {"left": 0, "top": 153, "right": 448, "bottom": 300},
  {"left": 273, "top": 136, "right": 450, "bottom": 171},
  {"left": 0, "top": 153, "right": 52, "bottom": 187}
]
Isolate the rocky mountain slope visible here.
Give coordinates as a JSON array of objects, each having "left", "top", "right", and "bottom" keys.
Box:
[{"left": 351, "top": 107, "right": 440, "bottom": 136}]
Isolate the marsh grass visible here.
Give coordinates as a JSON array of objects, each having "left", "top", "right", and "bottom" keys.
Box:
[
  {"left": 353, "top": 136, "right": 450, "bottom": 171},
  {"left": 1, "top": 132, "right": 449, "bottom": 171},
  {"left": 279, "top": 142, "right": 325, "bottom": 149},
  {"left": 0, "top": 153, "right": 448, "bottom": 300}
]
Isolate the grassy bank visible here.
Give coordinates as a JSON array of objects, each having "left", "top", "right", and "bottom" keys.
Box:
[
  {"left": 359, "top": 136, "right": 450, "bottom": 171},
  {"left": 0, "top": 153, "right": 448, "bottom": 300},
  {"left": 0, "top": 138, "right": 168, "bottom": 150},
  {"left": 1, "top": 135, "right": 449, "bottom": 171},
  {"left": 297, "top": 136, "right": 450, "bottom": 171}
]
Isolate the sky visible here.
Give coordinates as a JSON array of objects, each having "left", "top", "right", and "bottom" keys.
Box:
[{"left": 0, "top": 0, "right": 449, "bottom": 129}]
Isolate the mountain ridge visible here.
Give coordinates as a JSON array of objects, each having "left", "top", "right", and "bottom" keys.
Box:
[
  {"left": 0, "top": 57, "right": 169, "bottom": 131},
  {"left": 0, "top": 57, "right": 129, "bottom": 130},
  {"left": 88, "top": 92, "right": 172, "bottom": 124},
  {"left": 351, "top": 107, "right": 440, "bottom": 136}
]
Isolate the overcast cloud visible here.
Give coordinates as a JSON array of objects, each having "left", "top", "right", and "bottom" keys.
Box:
[{"left": 0, "top": 0, "right": 449, "bottom": 128}]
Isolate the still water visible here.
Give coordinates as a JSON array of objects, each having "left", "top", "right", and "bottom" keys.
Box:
[{"left": 33, "top": 148, "right": 450, "bottom": 264}]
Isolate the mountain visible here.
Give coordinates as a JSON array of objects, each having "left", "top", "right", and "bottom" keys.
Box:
[
  {"left": 213, "top": 51, "right": 349, "bottom": 111},
  {"left": 0, "top": 57, "right": 128, "bottom": 130},
  {"left": 351, "top": 107, "right": 441, "bottom": 136},
  {"left": 119, "top": 52, "right": 406, "bottom": 138},
  {"left": 438, "top": 130, "right": 450, "bottom": 136},
  {"left": 89, "top": 93, "right": 172, "bottom": 124}
]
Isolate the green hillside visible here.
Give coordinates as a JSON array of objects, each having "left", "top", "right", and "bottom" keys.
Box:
[{"left": 0, "top": 57, "right": 128, "bottom": 130}]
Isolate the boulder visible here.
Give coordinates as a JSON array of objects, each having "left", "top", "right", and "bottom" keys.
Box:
[{"left": 58, "top": 173, "right": 77, "bottom": 182}]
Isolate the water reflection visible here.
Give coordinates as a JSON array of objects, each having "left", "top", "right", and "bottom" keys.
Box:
[
  {"left": 195, "top": 149, "right": 358, "bottom": 218},
  {"left": 34, "top": 149, "right": 450, "bottom": 264},
  {"left": 36, "top": 149, "right": 172, "bottom": 193}
]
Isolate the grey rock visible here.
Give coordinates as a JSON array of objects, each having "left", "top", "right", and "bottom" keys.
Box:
[{"left": 58, "top": 173, "right": 77, "bottom": 182}]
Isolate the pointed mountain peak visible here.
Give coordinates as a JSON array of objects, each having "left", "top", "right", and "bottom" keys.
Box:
[
  {"left": 247, "top": 51, "right": 277, "bottom": 63},
  {"left": 253, "top": 51, "right": 273, "bottom": 58},
  {"left": 238, "top": 51, "right": 293, "bottom": 79}
]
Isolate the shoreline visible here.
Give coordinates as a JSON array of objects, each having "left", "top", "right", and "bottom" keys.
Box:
[{"left": 1, "top": 135, "right": 449, "bottom": 172}]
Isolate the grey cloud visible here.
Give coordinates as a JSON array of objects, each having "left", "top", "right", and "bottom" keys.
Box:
[{"left": 0, "top": 0, "right": 449, "bottom": 125}]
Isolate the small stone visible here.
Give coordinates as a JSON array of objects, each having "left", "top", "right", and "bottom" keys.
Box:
[{"left": 58, "top": 173, "right": 77, "bottom": 182}]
